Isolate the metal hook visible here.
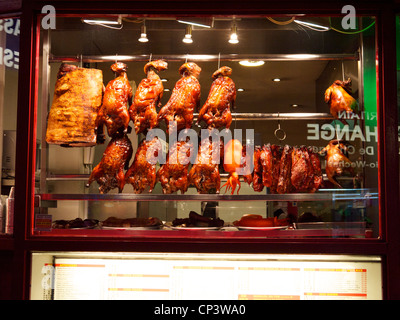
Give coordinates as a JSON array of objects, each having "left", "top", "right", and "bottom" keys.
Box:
[{"left": 274, "top": 113, "right": 287, "bottom": 141}]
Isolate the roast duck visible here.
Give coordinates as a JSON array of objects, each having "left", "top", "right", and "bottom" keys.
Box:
[
  {"left": 157, "top": 140, "right": 193, "bottom": 194},
  {"left": 197, "top": 66, "right": 236, "bottom": 129},
  {"left": 129, "top": 60, "right": 168, "bottom": 134},
  {"left": 245, "top": 144, "right": 323, "bottom": 194},
  {"left": 125, "top": 136, "right": 162, "bottom": 194},
  {"left": 189, "top": 135, "right": 221, "bottom": 194},
  {"left": 97, "top": 62, "right": 133, "bottom": 137},
  {"left": 324, "top": 78, "right": 358, "bottom": 119},
  {"left": 86, "top": 133, "right": 133, "bottom": 194},
  {"left": 320, "top": 139, "right": 354, "bottom": 188},
  {"left": 158, "top": 62, "right": 201, "bottom": 133},
  {"left": 45, "top": 63, "right": 103, "bottom": 147}
]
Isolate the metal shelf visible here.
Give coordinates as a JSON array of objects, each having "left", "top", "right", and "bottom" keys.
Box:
[
  {"left": 37, "top": 189, "right": 377, "bottom": 203},
  {"left": 49, "top": 53, "right": 359, "bottom": 63}
]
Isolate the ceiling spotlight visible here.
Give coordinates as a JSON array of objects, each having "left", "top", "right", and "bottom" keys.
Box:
[
  {"left": 182, "top": 25, "right": 193, "bottom": 43},
  {"left": 239, "top": 60, "right": 265, "bottom": 67},
  {"left": 291, "top": 104, "right": 299, "bottom": 107},
  {"left": 138, "top": 21, "right": 148, "bottom": 42},
  {"left": 229, "top": 23, "right": 239, "bottom": 44},
  {"left": 272, "top": 78, "right": 281, "bottom": 82},
  {"left": 237, "top": 88, "right": 244, "bottom": 92}
]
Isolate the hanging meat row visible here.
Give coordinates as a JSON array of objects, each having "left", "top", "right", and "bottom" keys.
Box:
[{"left": 244, "top": 144, "right": 323, "bottom": 194}]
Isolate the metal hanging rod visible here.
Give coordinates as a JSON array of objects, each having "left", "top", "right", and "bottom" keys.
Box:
[
  {"left": 49, "top": 53, "right": 359, "bottom": 63},
  {"left": 195, "top": 112, "right": 334, "bottom": 121}
]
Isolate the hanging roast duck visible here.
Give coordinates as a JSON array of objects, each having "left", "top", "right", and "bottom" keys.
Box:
[
  {"left": 97, "top": 62, "right": 133, "bottom": 137},
  {"left": 129, "top": 60, "right": 168, "bottom": 134},
  {"left": 197, "top": 66, "right": 236, "bottom": 129},
  {"left": 324, "top": 78, "right": 358, "bottom": 119},
  {"left": 158, "top": 62, "right": 201, "bottom": 133}
]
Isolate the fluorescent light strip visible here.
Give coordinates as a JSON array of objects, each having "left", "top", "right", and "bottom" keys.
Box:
[
  {"left": 177, "top": 20, "right": 212, "bottom": 28},
  {"left": 294, "top": 19, "right": 330, "bottom": 31},
  {"left": 83, "top": 19, "right": 120, "bottom": 25}
]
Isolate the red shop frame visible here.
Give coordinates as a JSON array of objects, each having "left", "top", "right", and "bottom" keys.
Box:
[{"left": 5, "top": 0, "right": 400, "bottom": 300}]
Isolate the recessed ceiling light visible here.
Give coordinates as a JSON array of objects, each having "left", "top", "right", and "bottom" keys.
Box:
[
  {"left": 164, "top": 88, "right": 170, "bottom": 92},
  {"left": 291, "top": 104, "right": 299, "bottom": 107},
  {"left": 237, "top": 88, "right": 244, "bottom": 92},
  {"left": 161, "top": 78, "right": 168, "bottom": 82},
  {"left": 239, "top": 60, "right": 265, "bottom": 67},
  {"left": 272, "top": 78, "right": 281, "bottom": 82}
]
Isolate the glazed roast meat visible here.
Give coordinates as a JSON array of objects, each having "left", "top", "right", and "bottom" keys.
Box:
[
  {"left": 245, "top": 144, "right": 323, "bottom": 194},
  {"left": 197, "top": 66, "right": 236, "bottom": 129},
  {"left": 157, "top": 140, "right": 193, "bottom": 194},
  {"left": 45, "top": 63, "right": 103, "bottom": 147},
  {"left": 188, "top": 136, "right": 221, "bottom": 194},
  {"left": 307, "top": 146, "right": 323, "bottom": 192},
  {"left": 97, "top": 62, "right": 133, "bottom": 137},
  {"left": 129, "top": 60, "right": 168, "bottom": 134},
  {"left": 158, "top": 62, "right": 201, "bottom": 133},
  {"left": 125, "top": 137, "right": 162, "bottom": 194},
  {"left": 86, "top": 133, "right": 133, "bottom": 194},
  {"left": 320, "top": 139, "right": 354, "bottom": 188},
  {"left": 276, "top": 145, "right": 293, "bottom": 194},
  {"left": 290, "top": 145, "right": 314, "bottom": 192},
  {"left": 324, "top": 78, "right": 358, "bottom": 119}
]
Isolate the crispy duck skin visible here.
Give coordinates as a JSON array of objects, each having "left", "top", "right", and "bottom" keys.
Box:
[
  {"left": 320, "top": 140, "right": 354, "bottom": 188},
  {"left": 197, "top": 66, "right": 236, "bottom": 129},
  {"left": 189, "top": 136, "right": 221, "bottom": 194},
  {"left": 45, "top": 63, "right": 103, "bottom": 147},
  {"left": 157, "top": 140, "right": 193, "bottom": 194},
  {"left": 290, "top": 146, "right": 314, "bottom": 192},
  {"left": 86, "top": 133, "right": 133, "bottom": 194},
  {"left": 98, "top": 62, "right": 132, "bottom": 137},
  {"left": 158, "top": 62, "right": 201, "bottom": 133},
  {"left": 324, "top": 78, "right": 358, "bottom": 119},
  {"left": 276, "top": 145, "right": 292, "bottom": 194},
  {"left": 129, "top": 60, "right": 168, "bottom": 134},
  {"left": 125, "top": 137, "right": 161, "bottom": 194}
]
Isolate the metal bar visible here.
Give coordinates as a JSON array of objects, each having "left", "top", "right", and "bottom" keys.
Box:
[
  {"left": 49, "top": 53, "right": 359, "bottom": 63},
  {"left": 201, "top": 112, "right": 334, "bottom": 121},
  {"left": 40, "top": 29, "right": 50, "bottom": 194},
  {"left": 39, "top": 190, "right": 377, "bottom": 202}
]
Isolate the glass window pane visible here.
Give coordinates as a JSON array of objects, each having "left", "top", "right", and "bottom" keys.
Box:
[
  {"left": 0, "top": 17, "right": 19, "bottom": 235},
  {"left": 34, "top": 15, "right": 379, "bottom": 239}
]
